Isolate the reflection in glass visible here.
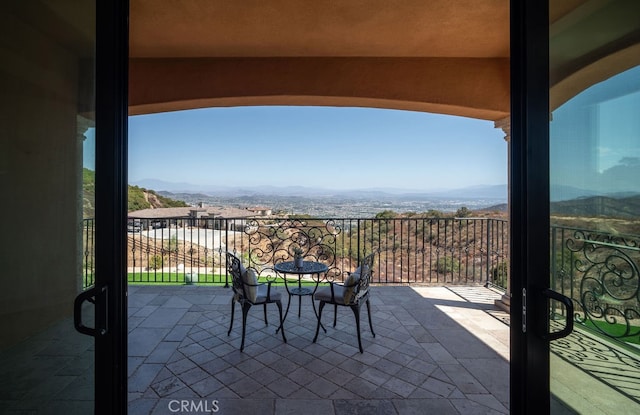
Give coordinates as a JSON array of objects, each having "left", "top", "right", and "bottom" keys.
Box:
[
  {"left": 0, "top": 1, "right": 96, "bottom": 411},
  {"left": 550, "top": 64, "right": 640, "bottom": 413}
]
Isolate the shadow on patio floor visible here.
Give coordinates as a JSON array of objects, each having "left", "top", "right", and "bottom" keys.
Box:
[{"left": 127, "top": 284, "right": 510, "bottom": 414}]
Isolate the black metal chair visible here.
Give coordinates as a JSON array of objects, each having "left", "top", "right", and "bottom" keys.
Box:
[
  {"left": 226, "top": 252, "right": 286, "bottom": 351},
  {"left": 312, "top": 252, "right": 376, "bottom": 353}
]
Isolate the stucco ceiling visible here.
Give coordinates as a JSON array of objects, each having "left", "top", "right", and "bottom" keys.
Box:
[
  {"left": 549, "top": 0, "right": 640, "bottom": 108},
  {"left": 128, "top": 0, "right": 640, "bottom": 118},
  {"left": 129, "top": 0, "right": 512, "bottom": 119},
  {"left": 130, "top": 0, "right": 510, "bottom": 59}
]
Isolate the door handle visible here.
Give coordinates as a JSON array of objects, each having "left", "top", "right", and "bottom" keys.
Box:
[
  {"left": 74, "top": 284, "right": 108, "bottom": 337},
  {"left": 542, "top": 288, "right": 574, "bottom": 341}
]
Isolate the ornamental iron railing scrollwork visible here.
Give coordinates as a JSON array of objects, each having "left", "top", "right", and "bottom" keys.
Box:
[
  {"left": 241, "top": 218, "right": 344, "bottom": 282},
  {"left": 551, "top": 226, "right": 640, "bottom": 343}
]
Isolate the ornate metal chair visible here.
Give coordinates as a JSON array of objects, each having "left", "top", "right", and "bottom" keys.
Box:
[
  {"left": 312, "top": 252, "right": 376, "bottom": 353},
  {"left": 226, "top": 252, "right": 286, "bottom": 351}
]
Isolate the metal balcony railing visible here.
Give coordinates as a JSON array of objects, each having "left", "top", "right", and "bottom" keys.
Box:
[
  {"left": 81, "top": 218, "right": 640, "bottom": 345},
  {"left": 82, "top": 216, "right": 509, "bottom": 289},
  {"left": 550, "top": 225, "right": 640, "bottom": 343}
]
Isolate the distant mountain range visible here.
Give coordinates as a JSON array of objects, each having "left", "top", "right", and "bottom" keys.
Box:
[
  {"left": 130, "top": 179, "right": 508, "bottom": 200},
  {"left": 131, "top": 178, "right": 640, "bottom": 219}
]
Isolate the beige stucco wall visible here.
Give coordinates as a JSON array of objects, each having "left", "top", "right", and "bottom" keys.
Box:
[{"left": 0, "top": 9, "right": 85, "bottom": 349}]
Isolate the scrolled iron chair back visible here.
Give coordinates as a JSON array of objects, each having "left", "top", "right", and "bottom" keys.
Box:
[
  {"left": 312, "top": 251, "right": 377, "bottom": 352},
  {"left": 226, "top": 252, "right": 246, "bottom": 298},
  {"left": 355, "top": 252, "right": 375, "bottom": 301}
]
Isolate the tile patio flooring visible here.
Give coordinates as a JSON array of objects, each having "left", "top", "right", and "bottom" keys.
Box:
[{"left": 127, "top": 285, "right": 510, "bottom": 414}]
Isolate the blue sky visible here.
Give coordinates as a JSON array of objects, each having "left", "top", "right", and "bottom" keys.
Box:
[
  {"left": 127, "top": 107, "right": 507, "bottom": 191},
  {"left": 86, "top": 106, "right": 508, "bottom": 191},
  {"left": 550, "top": 65, "right": 640, "bottom": 196}
]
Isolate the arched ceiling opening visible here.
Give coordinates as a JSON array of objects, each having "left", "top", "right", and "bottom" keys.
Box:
[
  {"left": 129, "top": 0, "right": 640, "bottom": 120},
  {"left": 549, "top": 0, "right": 640, "bottom": 110},
  {"left": 129, "top": 0, "right": 510, "bottom": 120}
]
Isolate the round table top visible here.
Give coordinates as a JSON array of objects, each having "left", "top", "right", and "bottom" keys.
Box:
[{"left": 274, "top": 260, "right": 328, "bottom": 274}]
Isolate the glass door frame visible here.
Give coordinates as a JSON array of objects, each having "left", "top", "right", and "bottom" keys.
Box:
[
  {"left": 93, "top": 1, "right": 129, "bottom": 413},
  {"left": 92, "top": 1, "right": 557, "bottom": 412},
  {"left": 510, "top": 1, "right": 553, "bottom": 413}
]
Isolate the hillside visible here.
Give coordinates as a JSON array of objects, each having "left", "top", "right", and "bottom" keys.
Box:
[
  {"left": 479, "top": 196, "right": 640, "bottom": 220},
  {"left": 551, "top": 194, "right": 640, "bottom": 219},
  {"left": 82, "top": 168, "right": 188, "bottom": 218},
  {"left": 128, "top": 185, "right": 189, "bottom": 212}
]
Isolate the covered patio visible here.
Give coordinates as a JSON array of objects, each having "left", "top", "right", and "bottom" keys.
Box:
[
  {"left": 4, "top": 283, "right": 639, "bottom": 413},
  {"left": 127, "top": 285, "right": 510, "bottom": 414}
]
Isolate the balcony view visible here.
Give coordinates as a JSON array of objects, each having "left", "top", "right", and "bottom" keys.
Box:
[
  {"left": 81, "top": 98, "right": 638, "bottom": 413},
  {"left": 112, "top": 106, "right": 515, "bottom": 413},
  {"left": 4, "top": 1, "right": 640, "bottom": 414}
]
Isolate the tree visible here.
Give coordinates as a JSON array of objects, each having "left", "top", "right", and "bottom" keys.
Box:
[
  {"left": 436, "top": 256, "right": 460, "bottom": 274},
  {"left": 149, "top": 255, "right": 163, "bottom": 270},
  {"left": 455, "top": 206, "right": 471, "bottom": 218},
  {"left": 375, "top": 210, "right": 397, "bottom": 219},
  {"left": 425, "top": 209, "right": 444, "bottom": 218}
]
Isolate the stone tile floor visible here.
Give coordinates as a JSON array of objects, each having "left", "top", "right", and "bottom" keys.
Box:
[
  {"left": 4, "top": 284, "right": 638, "bottom": 414},
  {"left": 0, "top": 305, "right": 95, "bottom": 415},
  {"left": 127, "top": 285, "right": 510, "bottom": 414}
]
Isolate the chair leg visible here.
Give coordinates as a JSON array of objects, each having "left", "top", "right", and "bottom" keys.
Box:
[
  {"left": 227, "top": 297, "right": 235, "bottom": 336},
  {"left": 350, "top": 304, "right": 363, "bottom": 353},
  {"left": 275, "top": 300, "right": 287, "bottom": 343},
  {"left": 240, "top": 302, "right": 251, "bottom": 352},
  {"left": 263, "top": 303, "right": 268, "bottom": 326},
  {"left": 313, "top": 301, "right": 326, "bottom": 343},
  {"left": 282, "top": 293, "right": 293, "bottom": 325},
  {"left": 366, "top": 298, "right": 375, "bottom": 337},
  {"left": 333, "top": 304, "right": 338, "bottom": 327}
]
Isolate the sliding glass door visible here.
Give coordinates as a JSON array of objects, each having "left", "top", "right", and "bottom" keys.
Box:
[
  {"left": 511, "top": 1, "right": 640, "bottom": 413},
  {"left": 1, "top": 1, "right": 98, "bottom": 412},
  {"left": 1, "top": 1, "right": 128, "bottom": 413},
  {"left": 549, "top": 1, "right": 640, "bottom": 412}
]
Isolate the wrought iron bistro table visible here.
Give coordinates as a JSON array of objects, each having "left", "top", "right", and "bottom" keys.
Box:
[{"left": 274, "top": 260, "right": 328, "bottom": 333}]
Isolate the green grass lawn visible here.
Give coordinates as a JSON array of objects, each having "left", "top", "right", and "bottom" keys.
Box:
[
  {"left": 85, "top": 272, "right": 323, "bottom": 287},
  {"left": 582, "top": 319, "right": 640, "bottom": 345},
  {"left": 127, "top": 272, "right": 320, "bottom": 287},
  {"left": 128, "top": 272, "right": 224, "bottom": 285}
]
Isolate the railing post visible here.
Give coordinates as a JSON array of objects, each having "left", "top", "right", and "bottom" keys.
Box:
[
  {"left": 485, "top": 219, "right": 492, "bottom": 286},
  {"left": 224, "top": 224, "right": 229, "bottom": 288},
  {"left": 550, "top": 226, "right": 557, "bottom": 316},
  {"left": 357, "top": 218, "right": 361, "bottom": 265}
]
